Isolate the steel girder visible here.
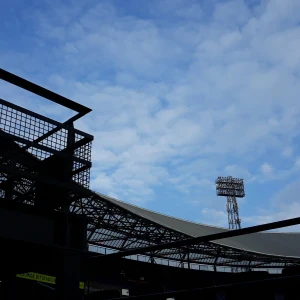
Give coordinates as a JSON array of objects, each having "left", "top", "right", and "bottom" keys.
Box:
[
  {"left": 0, "top": 99, "right": 93, "bottom": 191},
  {"left": 70, "top": 192, "right": 300, "bottom": 269}
]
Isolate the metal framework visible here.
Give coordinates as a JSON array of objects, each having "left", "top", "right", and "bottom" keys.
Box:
[
  {"left": 216, "top": 176, "right": 244, "bottom": 230},
  {"left": 0, "top": 68, "right": 93, "bottom": 210},
  {"left": 0, "top": 68, "right": 91, "bottom": 122},
  {"left": 0, "top": 99, "right": 93, "bottom": 208},
  {"left": 78, "top": 193, "right": 300, "bottom": 270},
  {"left": 1, "top": 70, "right": 300, "bottom": 272}
]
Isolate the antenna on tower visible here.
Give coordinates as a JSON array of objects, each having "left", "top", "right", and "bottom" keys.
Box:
[{"left": 215, "top": 176, "right": 245, "bottom": 230}]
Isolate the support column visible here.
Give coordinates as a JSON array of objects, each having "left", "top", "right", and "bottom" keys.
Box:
[{"left": 55, "top": 252, "right": 82, "bottom": 300}]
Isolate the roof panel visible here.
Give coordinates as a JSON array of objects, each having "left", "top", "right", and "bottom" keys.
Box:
[{"left": 96, "top": 192, "right": 300, "bottom": 258}]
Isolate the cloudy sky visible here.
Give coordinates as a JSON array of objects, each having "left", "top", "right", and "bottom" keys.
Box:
[{"left": 1, "top": 0, "right": 300, "bottom": 231}]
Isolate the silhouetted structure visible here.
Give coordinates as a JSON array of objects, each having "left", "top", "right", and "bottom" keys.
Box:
[
  {"left": 2, "top": 68, "right": 300, "bottom": 299},
  {"left": 216, "top": 176, "right": 245, "bottom": 230},
  {"left": 0, "top": 68, "right": 93, "bottom": 299}
]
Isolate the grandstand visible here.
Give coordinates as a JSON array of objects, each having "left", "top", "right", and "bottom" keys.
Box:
[{"left": 1, "top": 68, "right": 300, "bottom": 299}]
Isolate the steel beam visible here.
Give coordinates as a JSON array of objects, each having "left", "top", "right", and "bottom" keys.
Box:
[{"left": 0, "top": 69, "right": 91, "bottom": 115}]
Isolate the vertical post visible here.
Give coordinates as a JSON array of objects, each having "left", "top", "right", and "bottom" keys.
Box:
[
  {"left": 55, "top": 252, "right": 82, "bottom": 300},
  {"left": 54, "top": 214, "right": 86, "bottom": 300},
  {"left": 5, "top": 157, "right": 15, "bottom": 202},
  {"left": 214, "top": 262, "right": 217, "bottom": 272},
  {"left": 63, "top": 122, "right": 75, "bottom": 213},
  {"left": 247, "top": 260, "right": 252, "bottom": 272},
  {"left": 187, "top": 247, "right": 190, "bottom": 270}
]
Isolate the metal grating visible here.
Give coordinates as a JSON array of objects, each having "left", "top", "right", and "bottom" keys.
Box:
[{"left": 0, "top": 99, "right": 92, "bottom": 189}]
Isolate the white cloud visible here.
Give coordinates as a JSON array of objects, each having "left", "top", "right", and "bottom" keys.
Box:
[
  {"left": 223, "top": 165, "right": 253, "bottom": 180},
  {"left": 2, "top": 0, "right": 300, "bottom": 212},
  {"left": 242, "top": 203, "right": 300, "bottom": 232},
  {"left": 242, "top": 178, "right": 300, "bottom": 231},
  {"left": 200, "top": 208, "right": 228, "bottom": 227},
  {"left": 260, "top": 163, "right": 274, "bottom": 175},
  {"left": 256, "top": 161, "right": 299, "bottom": 183},
  {"left": 273, "top": 178, "right": 300, "bottom": 206}
]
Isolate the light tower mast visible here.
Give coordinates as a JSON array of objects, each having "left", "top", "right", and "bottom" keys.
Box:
[{"left": 215, "top": 176, "right": 245, "bottom": 230}]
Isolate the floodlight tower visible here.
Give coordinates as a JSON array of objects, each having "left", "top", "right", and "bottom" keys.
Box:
[{"left": 215, "top": 176, "right": 245, "bottom": 230}]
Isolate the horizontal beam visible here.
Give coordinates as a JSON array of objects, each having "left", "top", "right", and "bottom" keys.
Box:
[
  {"left": 0, "top": 68, "right": 91, "bottom": 115},
  {"left": 0, "top": 98, "right": 93, "bottom": 140},
  {"left": 90, "top": 216, "right": 300, "bottom": 261}
]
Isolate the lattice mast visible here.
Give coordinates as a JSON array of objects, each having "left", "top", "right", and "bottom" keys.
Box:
[{"left": 215, "top": 176, "right": 245, "bottom": 230}]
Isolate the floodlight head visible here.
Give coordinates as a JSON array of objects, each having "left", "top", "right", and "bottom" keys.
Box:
[{"left": 216, "top": 176, "right": 245, "bottom": 198}]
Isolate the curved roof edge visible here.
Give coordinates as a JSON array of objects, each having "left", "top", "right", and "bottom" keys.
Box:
[
  {"left": 95, "top": 192, "right": 228, "bottom": 232},
  {"left": 94, "top": 191, "right": 300, "bottom": 258}
]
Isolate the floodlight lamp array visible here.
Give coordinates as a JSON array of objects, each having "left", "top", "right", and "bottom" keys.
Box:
[{"left": 215, "top": 176, "right": 245, "bottom": 198}]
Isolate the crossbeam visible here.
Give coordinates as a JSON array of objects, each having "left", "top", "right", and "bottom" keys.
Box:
[{"left": 0, "top": 68, "right": 91, "bottom": 119}]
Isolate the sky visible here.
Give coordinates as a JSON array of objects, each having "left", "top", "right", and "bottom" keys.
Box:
[{"left": 1, "top": 0, "right": 300, "bottom": 231}]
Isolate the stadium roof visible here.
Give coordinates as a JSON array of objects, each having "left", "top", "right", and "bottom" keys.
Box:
[{"left": 95, "top": 193, "right": 300, "bottom": 259}]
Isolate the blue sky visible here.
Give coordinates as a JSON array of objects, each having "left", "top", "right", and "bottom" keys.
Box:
[{"left": 1, "top": 0, "right": 300, "bottom": 230}]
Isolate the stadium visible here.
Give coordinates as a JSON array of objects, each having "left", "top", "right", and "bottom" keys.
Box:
[{"left": 1, "top": 68, "right": 300, "bottom": 299}]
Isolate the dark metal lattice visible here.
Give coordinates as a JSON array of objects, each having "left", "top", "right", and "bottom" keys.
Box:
[
  {"left": 0, "top": 99, "right": 92, "bottom": 189},
  {"left": 1, "top": 92, "right": 299, "bottom": 271},
  {"left": 70, "top": 192, "right": 300, "bottom": 270},
  {"left": 216, "top": 176, "right": 244, "bottom": 230}
]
